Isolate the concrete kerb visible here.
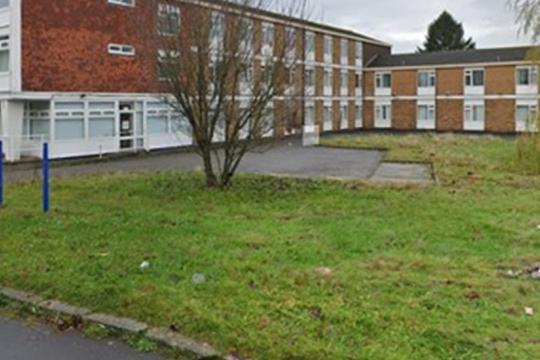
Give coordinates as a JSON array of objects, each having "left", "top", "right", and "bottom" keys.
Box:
[{"left": 0, "top": 287, "right": 224, "bottom": 359}]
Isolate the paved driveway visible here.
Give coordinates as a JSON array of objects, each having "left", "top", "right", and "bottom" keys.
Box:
[
  {"left": 0, "top": 317, "right": 166, "bottom": 360},
  {"left": 4, "top": 140, "right": 385, "bottom": 183}
]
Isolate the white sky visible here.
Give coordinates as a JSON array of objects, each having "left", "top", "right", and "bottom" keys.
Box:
[{"left": 314, "top": 0, "right": 532, "bottom": 53}]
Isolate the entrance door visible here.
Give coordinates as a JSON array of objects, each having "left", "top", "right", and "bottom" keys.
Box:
[{"left": 119, "top": 111, "right": 134, "bottom": 150}]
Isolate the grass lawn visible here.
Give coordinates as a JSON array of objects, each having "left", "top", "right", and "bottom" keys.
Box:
[{"left": 1, "top": 134, "right": 540, "bottom": 359}]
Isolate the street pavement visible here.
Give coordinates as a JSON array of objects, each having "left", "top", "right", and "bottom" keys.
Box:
[{"left": 0, "top": 317, "right": 167, "bottom": 360}]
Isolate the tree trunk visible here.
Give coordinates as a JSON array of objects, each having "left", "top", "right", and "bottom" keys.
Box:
[{"left": 200, "top": 147, "right": 219, "bottom": 188}]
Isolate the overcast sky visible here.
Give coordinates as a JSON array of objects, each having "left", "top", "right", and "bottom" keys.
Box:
[{"left": 315, "top": 0, "right": 532, "bottom": 53}]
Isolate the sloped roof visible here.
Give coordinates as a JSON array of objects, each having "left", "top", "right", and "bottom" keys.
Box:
[{"left": 368, "top": 46, "right": 536, "bottom": 68}]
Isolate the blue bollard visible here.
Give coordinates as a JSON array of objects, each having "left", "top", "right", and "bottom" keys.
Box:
[
  {"left": 42, "top": 142, "right": 49, "bottom": 213},
  {"left": 0, "top": 140, "right": 3, "bottom": 208}
]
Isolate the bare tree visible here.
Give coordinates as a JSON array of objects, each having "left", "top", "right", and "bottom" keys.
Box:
[
  {"left": 137, "top": 0, "right": 310, "bottom": 188},
  {"left": 514, "top": 0, "right": 540, "bottom": 41}
]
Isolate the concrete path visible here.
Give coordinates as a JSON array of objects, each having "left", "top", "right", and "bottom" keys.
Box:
[
  {"left": 0, "top": 317, "right": 167, "bottom": 360},
  {"left": 4, "top": 140, "right": 433, "bottom": 184}
]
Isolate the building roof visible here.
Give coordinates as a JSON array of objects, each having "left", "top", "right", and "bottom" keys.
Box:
[
  {"left": 194, "top": 0, "right": 391, "bottom": 47},
  {"left": 368, "top": 46, "right": 537, "bottom": 68}
]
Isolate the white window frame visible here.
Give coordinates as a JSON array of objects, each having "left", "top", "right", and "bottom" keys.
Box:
[
  {"left": 340, "top": 101, "right": 349, "bottom": 130},
  {"left": 516, "top": 100, "right": 538, "bottom": 132},
  {"left": 304, "top": 100, "right": 315, "bottom": 127},
  {"left": 516, "top": 66, "right": 538, "bottom": 95},
  {"left": 0, "top": 34, "right": 9, "bottom": 73},
  {"left": 355, "top": 72, "right": 362, "bottom": 96},
  {"left": 464, "top": 68, "right": 485, "bottom": 95},
  {"left": 108, "top": 0, "right": 135, "bottom": 7},
  {"left": 355, "top": 103, "right": 363, "bottom": 128},
  {"left": 340, "top": 39, "right": 348, "bottom": 65},
  {"left": 416, "top": 101, "right": 436, "bottom": 130},
  {"left": 464, "top": 100, "right": 485, "bottom": 131},
  {"left": 375, "top": 71, "right": 391, "bottom": 96},
  {"left": 323, "top": 35, "right": 333, "bottom": 64},
  {"left": 304, "top": 31, "right": 315, "bottom": 63},
  {"left": 340, "top": 70, "right": 348, "bottom": 96},
  {"left": 108, "top": 43, "right": 135, "bottom": 56},
  {"left": 355, "top": 42, "right": 362, "bottom": 66},
  {"left": 304, "top": 66, "right": 315, "bottom": 95},
  {"left": 417, "top": 70, "right": 436, "bottom": 96},
  {"left": 323, "top": 68, "right": 332, "bottom": 96},
  {"left": 158, "top": 4, "right": 181, "bottom": 36},
  {"left": 375, "top": 101, "right": 391, "bottom": 128},
  {"left": 261, "top": 22, "right": 274, "bottom": 57},
  {"left": 323, "top": 101, "right": 333, "bottom": 131}
]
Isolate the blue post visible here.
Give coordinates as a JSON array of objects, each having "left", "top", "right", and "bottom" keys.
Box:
[
  {"left": 0, "top": 140, "right": 3, "bottom": 208},
  {"left": 42, "top": 142, "right": 49, "bottom": 213}
]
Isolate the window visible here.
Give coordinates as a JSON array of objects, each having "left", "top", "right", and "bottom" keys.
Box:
[
  {"left": 54, "top": 102, "right": 85, "bottom": 141},
  {"left": 376, "top": 105, "right": 391, "bottom": 121},
  {"left": 323, "top": 69, "right": 332, "bottom": 91},
  {"left": 108, "top": 0, "right": 135, "bottom": 7},
  {"left": 239, "top": 18, "right": 253, "bottom": 56},
  {"left": 418, "top": 70, "right": 435, "bottom": 88},
  {"left": 341, "top": 71, "right": 348, "bottom": 94},
  {"left": 157, "top": 50, "right": 178, "bottom": 80},
  {"left": 516, "top": 104, "right": 538, "bottom": 130},
  {"left": 417, "top": 104, "right": 435, "bottom": 121},
  {"left": 355, "top": 42, "right": 362, "bottom": 65},
  {"left": 323, "top": 104, "right": 333, "bottom": 131},
  {"left": 517, "top": 66, "right": 538, "bottom": 86},
  {"left": 305, "top": 68, "right": 315, "bottom": 88},
  {"left": 108, "top": 43, "right": 135, "bottom": 56},
  {"left": 340, "top": 39, "right": 348, "bottom": 64},
  {"left": 340, "top": 104, "right": 348, "bottom": 128},
  {"left": 305, "top": 31, "right": 315, "bottom": 61},
  {"left": 158, "top": 4, "right": 180, "bottom": 35},
  {"left": 375, "top": 72, "right": 391, "bottom": 88},
  {"left": 355, "top": 73, "right": 362, "bottom": 89},
  {"left": 324, "top": 36, "right": 332, "bottom": 62},
  {"left": 262, "top": 22, "right": 274, "bottom": 50},
  {"left": 464, "top": 104, "right": 485, "bottom": 122},
  {"left": 355, "top": 105, "right": 362, "bottom": 120},
  {"left": 89, "top": 102, "right": 115, "bottom": 138},
  {"left": 285, "top": 27, "right": 296, "bottom": 60},
  {"left": 305, "top": 103, "right": 315, "bottom": 126},
  {"left": 0, "top": 35, "right": 9, "bottom": 72},
  {"left": 465, "top": 69, "right": 484, "bottom": 87}
]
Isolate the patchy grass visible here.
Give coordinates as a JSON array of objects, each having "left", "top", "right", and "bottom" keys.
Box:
[{"left": 1, "top": 134, "right": 540, "bottom": 359}]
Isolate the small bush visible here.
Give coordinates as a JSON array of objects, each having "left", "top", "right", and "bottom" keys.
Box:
[{"left": 515, "top": 115, "right": 540, "bottom": 174}]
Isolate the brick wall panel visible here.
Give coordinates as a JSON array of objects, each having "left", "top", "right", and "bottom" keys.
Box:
[
  {"left": 392, "top": 100, "right": 416, "bottom": 130},
  {"left": 486, "top": 99, "right": 515, "bottom": 133},
  {"left": 437, "top": 68, "right": 464, "bottom": 96},
  {"left": 363, "top": 100, "right": 374, "bottom": 129},
  {"left": 486, "top": 66, "right": 515, "bottom": 95},
  {"left": 364, "top": 71, "right": 374, "bottom": 97},
  {"left": 392, "top": 70, "right": 417, "bottom": 96},
  {"left": 437, "top": 100, "right": 463, "bottom": 131}
]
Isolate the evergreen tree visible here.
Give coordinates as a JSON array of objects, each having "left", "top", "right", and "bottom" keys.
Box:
[{"left": 417, "top": 11, "right": 476, "bottom": 53}]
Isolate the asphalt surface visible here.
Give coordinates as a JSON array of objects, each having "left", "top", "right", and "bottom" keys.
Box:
[
  {"left": 0, "top": 317, "right": 166, "bottom": 360},
  {"left": 4, "top": 140, "right": 386, "bottom": 183}
]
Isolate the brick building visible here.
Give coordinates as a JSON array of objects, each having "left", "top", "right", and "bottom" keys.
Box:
[
  {"left": 0, "top": 0, "right": 536, "bottom": 162},
  {"left": 0, "top": 0, "right": 389, "bottom": 161},
  {"left": 364, "top": 47, "right": 539, "bottom": 133}
]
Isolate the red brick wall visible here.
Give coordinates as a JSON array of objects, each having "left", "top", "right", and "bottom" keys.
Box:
[
  {"left": 486, "top": 66, "right": 516, "bottom": 95},
  {"left": 363, "top": 100, "right": 374, "bottom": 129},
  {"left": 392, "top": 100, "right": 416, "bottom": 130},
  {"left": 437, "top": 68, "right": 463, "bottom": 95},
  {"left": 392, "top": 70, "right": 417, "bottom": 96},
  {"left": 22, "top": 0, "right": 165, "bottom": 93},
  {"left": 486, "top": 99, "right": 515, "bottom": 133},
  {"left": 437, "top": 100, "right": 463, "bottom": 131}
]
